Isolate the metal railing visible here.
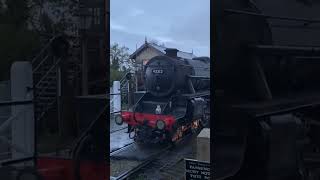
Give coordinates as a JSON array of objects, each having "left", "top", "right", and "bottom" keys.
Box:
[
  {"left": 110, "top": 72, "right": 134, "bottom": 115},
  {"left": 0, "top": 99, "right": 35, "bottom": 166}
]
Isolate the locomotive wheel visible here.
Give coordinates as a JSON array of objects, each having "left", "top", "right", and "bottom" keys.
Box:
[
  {"left": 132, "top": 129, "right": 152, "bottom": 146},
  {"left": 129, "top": 128, "right": 136, "bottom": 139}
]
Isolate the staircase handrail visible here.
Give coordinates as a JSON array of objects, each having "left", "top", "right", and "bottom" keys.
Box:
[
  {"left": 36, "top": 99, "right": 56, "bottom": 122},
  {"left": 31, "top": 36, "right": 57, "bottom": 65},
  {"left": 32, "top": 54, "right": 50, "bottom": 73},
  {"left": 35, "top": 58, "right": 61, "bottom": 88},
  {"left": 119, "top": 72, "right": 132, "bottom": 84},
  {"left": 35, "top": 76, "right": 56, "bottom": 100}
]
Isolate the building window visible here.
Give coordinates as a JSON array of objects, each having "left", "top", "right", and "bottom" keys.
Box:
[{"left": 93, "top": 8, "right": 101, "bottom": 25}]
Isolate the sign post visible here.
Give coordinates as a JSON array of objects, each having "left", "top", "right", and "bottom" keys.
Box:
[{"left": 185, "top": 158, "right": 210, "bottom": 180}]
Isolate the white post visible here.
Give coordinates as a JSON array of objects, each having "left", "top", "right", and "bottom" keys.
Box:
[
  {"left": 197, "top": 128, "right": 210, "bottom": 162},
  {"left": 113, "top": 81, "right": 121, "bottom": 113},
  {"left": 10, "top": 62, "right": 34, "bottom": 160}
]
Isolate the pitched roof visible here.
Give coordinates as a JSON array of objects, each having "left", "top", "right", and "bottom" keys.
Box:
[{"left": 129, "top": 42, "right": 197, "bottom": 59}]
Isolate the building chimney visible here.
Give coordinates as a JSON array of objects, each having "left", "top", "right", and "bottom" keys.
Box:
[{"left": 165, "top": 48, "right": 178, "bottom": 58}]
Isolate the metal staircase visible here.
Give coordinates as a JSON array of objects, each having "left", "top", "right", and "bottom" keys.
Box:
[
  {"left": 31, "top": 36, "right": 81, "bottom": 126},
  {"left": 110, "top": 72, "right": 133, "bottom": 113},
  {"left": 32, "top": 37, "right": 59, "bottom": 123},
  {"left": 120, "top": 76, "right": 129, "bottom": 104},
  {"left": 120, "top": 72, "right": 135, "bottom": 107}
]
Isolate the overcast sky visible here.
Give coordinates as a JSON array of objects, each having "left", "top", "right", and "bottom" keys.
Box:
[{"left": 110, "top": 0, "right": 210, "bottom": 57}]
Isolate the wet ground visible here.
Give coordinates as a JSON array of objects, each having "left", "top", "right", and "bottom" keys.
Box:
[
  {"left": 110, "top": 114, "right": 127, "bottom": 133},
  {"left": 110, "top": 114, "right": 134, "bottom": 153}
]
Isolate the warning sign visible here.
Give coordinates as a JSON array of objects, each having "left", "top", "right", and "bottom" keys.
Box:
[{"left": 185, "top": 158, "right": 210, "bottom": 180}]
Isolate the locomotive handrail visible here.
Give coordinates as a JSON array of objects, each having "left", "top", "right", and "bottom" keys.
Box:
[
  {"left": 249, "top": 44, "right": 320, "bottom": 56},
  {"left": 162, "top": 96, "right": 175, "bottom": 114},
  {"left": 255, "top": 102, "right": 320, "bottom": 118},
  {"left": 144, "top": 65, "right": 174, "bottom": 68},
  {"left": 232, "top": 101, "right": 320, "bottom": 118},
  {"left": 224, "top": 9, "right": 320, "bottom": 24},
  {"left": 187, "top": 75, "right": 210, "bottom": 79}
]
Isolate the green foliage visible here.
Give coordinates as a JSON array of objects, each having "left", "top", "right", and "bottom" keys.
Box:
[
  {"left": 0, "top": 0, "right": 83, "bottom": 81},
  {"left": 110, "top": 43, "right": 130, "bottom": 70},
  {"left": 110, "top": 68, "right": 125, "bottom": 82},
  {"left": 0, "top": 0, "right": 77, "bottom": 80},
  {"left": 110, "top": 43, "right": 131, "bottom": 82},
  {"left": 0, "top": 1, "right": 41, "bottom": 80}
]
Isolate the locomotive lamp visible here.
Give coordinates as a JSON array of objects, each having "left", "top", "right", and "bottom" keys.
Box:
[
  {"left": 156, "top": 120, "right": 165, "bottom": 130},
  {"left": 155, "top": 105, "right": 162, "bottom": 114},
  {"left": 115, "top": 114, "right": 123, "bottom": 125}
]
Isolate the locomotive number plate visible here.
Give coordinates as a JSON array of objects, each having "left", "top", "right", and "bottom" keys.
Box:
[{"left": 152, "top": 69, "right": 163, "bottom": 74}]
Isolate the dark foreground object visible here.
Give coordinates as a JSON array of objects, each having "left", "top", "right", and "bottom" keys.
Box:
[
  {"left": 213, "top": 0, "right": 320, "bottom": 179},
  {"left": 0, "top": 95, "right": 108, "bottom": 180}
]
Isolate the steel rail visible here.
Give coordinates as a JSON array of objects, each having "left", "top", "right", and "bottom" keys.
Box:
[
  {"left": 112, "top": 145, "right": 173, "bottom": 180},
  {"left": 110, "top": 133, "right": 195, "bottom": 180},
  {"left": 109, "top": 142, "right": 135, "bottom": 156}
]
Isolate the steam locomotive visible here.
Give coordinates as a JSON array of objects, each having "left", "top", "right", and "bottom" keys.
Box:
[
  {"left": 213, "top": 0, "right": 320, "bottom": 179},
  {"left": 115, "top": 48, "right": 210, "bottom": 143}
]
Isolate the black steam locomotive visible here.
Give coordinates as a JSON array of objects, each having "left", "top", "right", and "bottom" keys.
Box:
[
  {"left": 214, "top": 0, "right": 320, "bottom": 180},
  {"left": 116, "top": 48, "right": 210, "bottom": 143}
]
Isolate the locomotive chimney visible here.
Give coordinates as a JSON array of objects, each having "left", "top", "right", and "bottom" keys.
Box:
[{"left": 165, "top": 48, "right": 178, "bottom": 58}]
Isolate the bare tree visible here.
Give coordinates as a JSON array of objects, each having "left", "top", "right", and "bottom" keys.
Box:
[{"left": 149, "top": 39, "right": 165, "bottom": 47}]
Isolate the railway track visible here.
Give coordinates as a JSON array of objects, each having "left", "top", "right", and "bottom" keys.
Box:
[
  {"left": 110, "top": 142, "right": 135, "bottom": 155},
  {"left": 130, "top": 153, "right": 188, "bottom": 180},
  {"left": 110, "top": 132, "right": 196, "bottom": 180},
  {"left": 110, "top": 143, "right": 172, "bottom": 180},
  {"left": 110, "top": 126, "right": 134, "bottom": 155},
  {"left": 128, "top": 134, "right": 195, "bottom": 180}
]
